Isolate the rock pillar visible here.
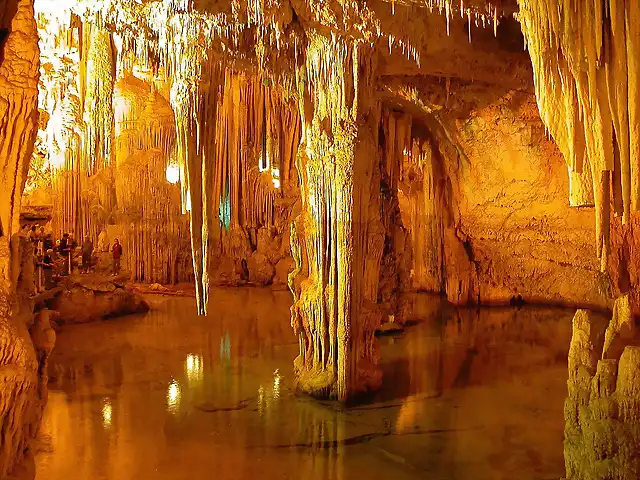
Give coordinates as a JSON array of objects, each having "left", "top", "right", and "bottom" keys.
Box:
[
  {"left": 289, "top": 35, "right": 383, "bottom": 400},
  {"left": 0, "top": 0, "right": 50, "bottom": 475}
]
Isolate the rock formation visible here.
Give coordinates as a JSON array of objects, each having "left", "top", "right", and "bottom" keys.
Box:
[
  {"left": 564, "top": 301, "right": 640, "bottom": 479},
  {"left": 15, "top": 0, "right": 640, "bottom": 402},
  {"left": 49, "top": 277, "right": 149, "bottom": 325},
  {"left": 0, "top": 0, "right": 51, "bottom": 476},
  {"left": 518, "top": 0, "right": 640, "bottom": 311},
  {"left": 0, "top": 0, "right": 620, "bottom": 408}
]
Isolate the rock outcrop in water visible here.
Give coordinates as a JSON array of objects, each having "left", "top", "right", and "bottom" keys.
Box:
[
  {"left": 564, "top": 300, "right": 640, "bottom": 479},
  {"left": 49, "top": 277, "right": 149, "bottom": 325}
]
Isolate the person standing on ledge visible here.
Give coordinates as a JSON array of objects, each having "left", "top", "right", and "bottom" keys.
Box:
[
  {"left": 59, "top": 233, "right": 70, "bottom": 276},
  {"left": 42, "top": 249, "right": 54, "bottom": 289},
  {"left": 112, "top": 238, "right": 123, "bottom": 276},
  {"left": 81, "top": 237, "right": 93, "bottom": 274},
  {"left": 27, "top": 225, "right": 37, "bottom": 244}
]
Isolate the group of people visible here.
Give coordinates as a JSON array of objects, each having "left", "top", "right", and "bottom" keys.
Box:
[{"left": 26, "top": 224, "right": 124, "bottom": 294}]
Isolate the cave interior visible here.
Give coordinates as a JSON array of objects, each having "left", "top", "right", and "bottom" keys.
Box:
[{"left": 1, "top": 0, "right": 640, "bottom": 478}]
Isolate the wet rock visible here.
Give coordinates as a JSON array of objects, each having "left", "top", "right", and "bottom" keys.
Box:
[
  {"left": 51, "top": 285, "right": 149, "bottom": 324},
  {"left": 149, "top": 283, "right": 169, "bottom": 292},
  {"left": 564, "top": 303, "right": 640, "bottom": 480},
  {"left": 74, "top": 278, "right": 117, "bottom": 292},
  {"left": 247, "top": 252, "right": 275, "bottom": 285},
  {"left": 273, "top": 257, "right": 295, "bottom": 286},
  {"left": 212, "top": 257, "right": 246, "bottom": 286}
]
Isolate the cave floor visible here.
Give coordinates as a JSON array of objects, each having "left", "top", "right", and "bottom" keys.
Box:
[{"left": 34, "top": 288, "right": 581, "bottom": 480}]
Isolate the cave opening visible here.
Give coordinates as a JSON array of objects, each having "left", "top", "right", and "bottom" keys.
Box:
[{"left": 1, "top": 0, "right": 640, "bottom": 479}]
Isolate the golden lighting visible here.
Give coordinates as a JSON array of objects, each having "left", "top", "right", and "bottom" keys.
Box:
[
  {"left": 272, "top": 369, "right": 281, "bottom": 399},
  {"left": 166, "top": 380, "right": 181, "bottom": 414},
  {"left": 166, "top": 162, "right": 180, "bottom": 184},
  {"left": 271, "top": 168, "right": 280, "bottom": 189},
  {"left": 184, "top": 353, "right": 203, "bottom": 382},
  {"left": 257, "top": 385, "right": 265, "bottom": 416},
  {"left": 102, "top": 398, "right": 112, "bottom": 427}
]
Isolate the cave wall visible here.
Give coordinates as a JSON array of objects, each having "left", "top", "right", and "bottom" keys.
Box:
[
  {"left": 34, "top": 14, "right": 195, "bottom": 284},
  {"left": 379, "top": 78, "right": 619, "bottom": 313},
  {"left": 515, "top": 0, "right": 640, "bottom": 315},
  {"left": 450, "top": 88, "right": 607, "bottom": 308},
  {"left": 0, "top": 0, "right": 54, "bottom": 476}
]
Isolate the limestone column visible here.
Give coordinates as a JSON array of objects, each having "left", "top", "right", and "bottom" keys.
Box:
[
  {"left": 0, "top": 0, "right": 40, "bottom": 293},
  {"left": 289, "top": 35, "right": 383, "bottom": 401},
  {"left": 0, "top": 0, "right": 49, "bottom": 476}
]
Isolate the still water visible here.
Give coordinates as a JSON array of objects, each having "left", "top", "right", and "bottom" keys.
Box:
[{"left": 35, "top": 289, "right": 580, "bottom": 480}]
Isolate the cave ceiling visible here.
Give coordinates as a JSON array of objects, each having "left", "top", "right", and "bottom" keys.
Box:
[{"left": 35, "top": 0, "right": 532, "bottom": 98}]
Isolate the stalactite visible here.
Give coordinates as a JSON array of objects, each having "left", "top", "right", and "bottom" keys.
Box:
[
  {"left": 83, "top": 21, "right": 115, "bottom": 175},
  {"left": 115, "top": 150, "right": 191, "bottom": 284},
  {"left": 112, "top": 71, "right": 189, "bottom": 284},
  {"left": 50, "top": 89, "right": 82, "bottom": 238},
  {"left": 518, "top": 0, "right": 640, "bottom": 271},
  {"left": 182, "top": 67, "right": 301, "bottom": 313}
]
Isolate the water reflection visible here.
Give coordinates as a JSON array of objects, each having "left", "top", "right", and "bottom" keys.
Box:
[
  {"left": 101, "top": 398, "right": 112, "bottom": 428},
  {"left": 273, "top": 369, "right": 281, "bottom": 399},
  {"left": 36, "top": 289, "right": 585, "bottom": 480},
  {"left": 185, "top": 353, "right": 203, "bottom": 384},
  {"left": 166, "top": 380, "right": 181, "bottom": 414}
]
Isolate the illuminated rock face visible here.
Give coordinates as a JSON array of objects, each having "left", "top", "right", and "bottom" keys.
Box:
[
  {"left": 24, "top": 0, "right": 640, "bottom": 401},
  {"left": 33, "top": 16, "right": 194, "bottom": 285},
  {"left": 0, "top": 0, "right": 52, "bottom": 476},
  {"left": 288, "top": 36, "right": 383, "bottom": 399},
  {"left": 518, "top": 0, "right": 640, "bottom": 298},
  {"left": 377, "top": 80, "right": 612, "bottom": 310},
  {"left": 564, "top": 303, "right": 640, "bottom": 479}
]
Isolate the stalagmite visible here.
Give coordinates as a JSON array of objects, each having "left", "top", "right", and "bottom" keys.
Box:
[
  {"left": 24, "top": 0, "right": 635, "bottom": 412},
  {"left": 113, "top": 76, "right": 189, "bottom": 284},
  {"left": 565, "top": 306, "right": 640, "bottom": 479}
]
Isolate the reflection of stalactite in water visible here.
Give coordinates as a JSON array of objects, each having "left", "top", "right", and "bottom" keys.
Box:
[{"left": 296, "top": 403, "right": 345, "bottom": 480}]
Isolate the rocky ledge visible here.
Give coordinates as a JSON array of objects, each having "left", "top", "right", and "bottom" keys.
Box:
[{"left": 47, "top": 276, "right": 149, "bottom": 325}]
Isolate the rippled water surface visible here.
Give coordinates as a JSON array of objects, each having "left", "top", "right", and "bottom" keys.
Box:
[{"left": 35, "top": 289, "right": 580, "bottom": 480}]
